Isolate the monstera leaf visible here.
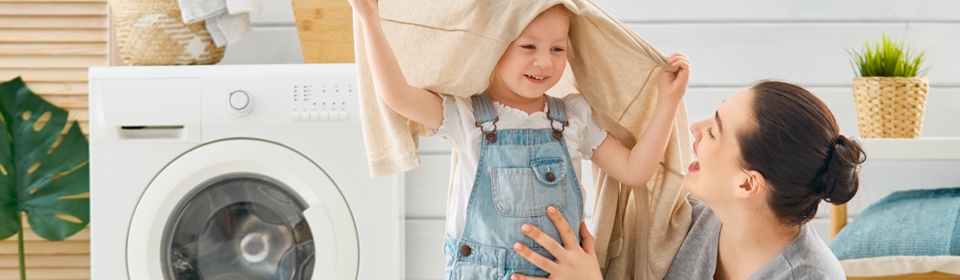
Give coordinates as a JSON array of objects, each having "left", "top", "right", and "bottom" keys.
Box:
[{"left": 0, "top": 77, "right": 89, "bottom": 279}]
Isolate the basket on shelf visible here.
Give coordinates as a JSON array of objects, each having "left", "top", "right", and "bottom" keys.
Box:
[
  {"left": 851, "top": 77, "right": 929, "bottom": 138},
  {"left": 848, "top": 33, "right": 931, "bottom": 139},
  {"left": 111, "top": 0, "right": 225, "bottom": 65}
]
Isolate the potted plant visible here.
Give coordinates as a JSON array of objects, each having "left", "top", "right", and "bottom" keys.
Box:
[
  {"left": 848, "top": 33, "right": 931, "bottom": 138},
  {"left": 0, "top": 77, "right": 90, "bottom": 280}
]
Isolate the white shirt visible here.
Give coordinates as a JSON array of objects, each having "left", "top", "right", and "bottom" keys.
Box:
[{"left": 431, "top": 93, "right": 608, "bottom": 239}]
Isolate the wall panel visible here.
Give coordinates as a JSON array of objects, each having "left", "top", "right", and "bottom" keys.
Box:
[{"left": 0, "top": 0, "right": 105, "bottom": 278}]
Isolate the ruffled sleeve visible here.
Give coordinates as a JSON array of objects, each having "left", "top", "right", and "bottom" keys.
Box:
[
  {"left": 426, "top": 94, "right": 462, "bottom": 139},
  {"left": 561, "top": 94, "right": 607, "bottom": 159}
]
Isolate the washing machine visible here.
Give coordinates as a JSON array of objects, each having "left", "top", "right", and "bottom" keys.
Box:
[{"left": 88, "top": 64, "right": 403, "bottom": 280}]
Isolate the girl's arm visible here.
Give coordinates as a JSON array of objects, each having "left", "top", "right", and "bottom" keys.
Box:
[
  {"left": 590, "top": 53, "right": 690, "bottom": 188},
  {"left": 349, "top": 0, "right": 443, "bottom": 130}
]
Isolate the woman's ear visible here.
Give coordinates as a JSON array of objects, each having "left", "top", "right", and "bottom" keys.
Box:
[{"left": 734, "top": 170, "right": 766, "bottom": 199}]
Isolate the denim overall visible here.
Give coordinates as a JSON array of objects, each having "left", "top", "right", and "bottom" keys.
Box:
[{"left": 443, "top": 93, "right": 584, "bottom": 279}]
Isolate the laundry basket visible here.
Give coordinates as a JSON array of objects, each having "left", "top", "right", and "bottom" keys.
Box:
[
  {"left": 111, "top": 0, "right": 225, "bottom": 65},
  {"left": 852, "top": 77, "right": 929, "bottom": 138}
]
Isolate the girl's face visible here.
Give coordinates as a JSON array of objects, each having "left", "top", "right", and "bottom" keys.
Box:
[
  {"left": 491, "top": 11, "right": 569, "bottom": 100},
  {"left": 684, "top": 88, "right": 755, "bottom": 205}
]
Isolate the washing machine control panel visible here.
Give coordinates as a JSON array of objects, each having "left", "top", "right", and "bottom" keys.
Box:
[
  {"left": 199, "top": 64, "right": 363, "bottom": 142},
  {"left": 289, "top": 83, "right": 352, "bottom": 121}
]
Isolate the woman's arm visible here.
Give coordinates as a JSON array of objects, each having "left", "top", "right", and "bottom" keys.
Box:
[
  {"left": 511, "top": 206, "right": 603, "bottom": 280},
  {"left": 589, "top": 53, "right": 690, "bottom": 187},
  {"left": 348, "top": 0, "right": 443, "bottom": 130}
]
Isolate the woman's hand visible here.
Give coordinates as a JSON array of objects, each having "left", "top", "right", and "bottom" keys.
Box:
[
  {"left": 657, "top": 52, "right": 691, "bottom": 105},
  {"left": 346, "top": 0, "right": 379, "bottom": 21},
  {"left": 511, "top": 206, "right": 603, "bottom": 280}
]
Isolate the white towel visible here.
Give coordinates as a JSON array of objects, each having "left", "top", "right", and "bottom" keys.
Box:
[
  {"left": 177, "top": 0, "right": 259, "bottom": 47},
  {"left": 177, "top": 0, "right": 224, "bottom": 23},
  {"left": 204, "top": 12, "right": 252, "bottom": 47},
  {"left": 226, "top": 0, "right": 261, "bottom": 15}
]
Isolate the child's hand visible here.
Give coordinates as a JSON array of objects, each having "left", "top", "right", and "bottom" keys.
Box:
[
  {"left": 657, "top": 52, "right": 691, "bottom": 105},
  {"left": 347, "top": 0, "right": 379, "bottom": 20}
]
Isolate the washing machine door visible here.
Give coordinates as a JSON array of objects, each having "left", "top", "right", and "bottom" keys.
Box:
[{"left": 127, "top": 139, "right": 357, "bottom": 280}]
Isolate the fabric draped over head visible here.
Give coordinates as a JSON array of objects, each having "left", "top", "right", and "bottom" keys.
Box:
[{"left": 353, "top": 0, "right": 693, "bottom": 278}]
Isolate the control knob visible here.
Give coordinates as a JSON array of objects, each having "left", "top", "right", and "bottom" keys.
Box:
[{"left": 227, "top": 89, "right": 254, "bottom": 117}]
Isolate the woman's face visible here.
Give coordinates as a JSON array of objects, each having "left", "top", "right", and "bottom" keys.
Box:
[{"left": 684, "top": 88, "right": 756, "bottom": 205}]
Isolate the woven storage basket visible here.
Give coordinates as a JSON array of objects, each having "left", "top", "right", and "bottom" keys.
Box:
[
  {"left": 112, "top": 0, "right": 225, "bottom": 65},
  {"left": 852, "top": 77, "right": 929, "bottom": 138}
]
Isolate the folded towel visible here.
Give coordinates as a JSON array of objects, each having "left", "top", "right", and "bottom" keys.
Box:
[
  {"left": 226, "top": 0, "right": 260, "bottom": 15},
  {"left": 177, "top": 0, "right": 257, "bottom": 47},
  {"left": 177, "top": 0, "right": 224, "bottom": 23},
  {"left": 353, "top": 1, "right": 693, "bottom": 278},
  {"left": 203, "top": 12, "right": 252, "bottom": 47}
]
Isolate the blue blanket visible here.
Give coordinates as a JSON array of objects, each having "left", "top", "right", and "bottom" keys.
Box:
[{"left": 829, "top": 187, "right": 960, "bottom": 260}]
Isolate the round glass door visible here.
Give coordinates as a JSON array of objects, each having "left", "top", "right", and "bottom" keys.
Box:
[
  {"left": 126, "top": 139, "right": 359, "bottom": 280},
  {"left": 163, "top": 175, "right": 314, "bottom": 280}
]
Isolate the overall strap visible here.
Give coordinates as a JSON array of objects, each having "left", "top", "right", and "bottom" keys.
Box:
[
  {"left": 545, "top": 95, "right": 569, "bottom": 139},
  {"left": 471, "top": 92, "right": 499, "bottom": 142},
  {"left": 471, "top": 92, "right": 498, "bottom": 124}
]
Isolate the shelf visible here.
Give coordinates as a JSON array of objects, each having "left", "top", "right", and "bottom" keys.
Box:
[{"left": 859, "top": 137, "right": 960, "bottom": 160}]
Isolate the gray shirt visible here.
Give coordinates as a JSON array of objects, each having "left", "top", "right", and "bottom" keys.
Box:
[{"left": 663, "top": 196, "right": 845, "bottom": 280}]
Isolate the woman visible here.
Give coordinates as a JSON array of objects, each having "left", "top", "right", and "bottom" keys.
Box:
[{"left": 510, "top": 81, "right": 866, "bottom": 280}]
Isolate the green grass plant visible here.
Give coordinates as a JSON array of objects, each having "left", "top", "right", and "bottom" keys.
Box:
[{"left": 848, "top": 33, "right": 930, "bottom": 77}]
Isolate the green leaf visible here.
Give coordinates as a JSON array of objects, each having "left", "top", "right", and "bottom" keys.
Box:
[
  {"left": 847, "top": 32, "right": 930, "bottom": 77},
  {"left": 0, "top": 76, "right": 89, "bottom": 242}
]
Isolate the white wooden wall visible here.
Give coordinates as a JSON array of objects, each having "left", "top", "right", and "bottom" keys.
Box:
[{"left": 220, "top": 1, "right": 960, "bottom": 279}]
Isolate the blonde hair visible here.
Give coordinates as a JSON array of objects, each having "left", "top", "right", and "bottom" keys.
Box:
[{"left": 485, "top": 71, "right": 496, "bottom": 94}]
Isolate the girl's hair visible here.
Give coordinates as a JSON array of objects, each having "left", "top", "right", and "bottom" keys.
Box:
[{"left": 738, "top": 81, "right": 866, "bottom": 226}]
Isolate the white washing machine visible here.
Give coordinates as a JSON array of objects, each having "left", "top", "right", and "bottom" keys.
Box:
[{"left": 88, "top": 64, "right": 403, "bottom": 280}]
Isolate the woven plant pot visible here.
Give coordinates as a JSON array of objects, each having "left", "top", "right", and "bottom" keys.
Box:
[
  {"left": 852, "top": 77, "right": 929, "bottom": 138},
  {"left": 112, "top": 0, "right": 225, "bottom": 65}
]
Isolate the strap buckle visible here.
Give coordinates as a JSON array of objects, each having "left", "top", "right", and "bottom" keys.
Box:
[{"left": 475, "top": 117, "right": 499, "bottom": 142}]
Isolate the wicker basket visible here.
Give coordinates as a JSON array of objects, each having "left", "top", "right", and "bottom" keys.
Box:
[
  {"left": 851, "top": 77, "right": 929, "bottom": 138},
  {"left": 111, "top": 0, "right": 225, "bottom": 65}
]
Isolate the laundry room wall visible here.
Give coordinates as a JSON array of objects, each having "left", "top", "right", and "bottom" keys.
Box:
[
  {"left": 217, "top": 1, "right": 960, "bottom": 279},
  {"left": 0, "top": 1, "right": 105, "bottom": 279}
]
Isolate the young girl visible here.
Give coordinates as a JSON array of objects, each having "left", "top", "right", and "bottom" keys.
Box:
[{"left": 349, "top": 1, "right": 690, "bottom": 278}]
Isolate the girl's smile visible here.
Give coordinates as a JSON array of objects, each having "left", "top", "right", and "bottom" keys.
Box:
[{"left": 524, "top": 74, "right": 550, "bottom": 84}]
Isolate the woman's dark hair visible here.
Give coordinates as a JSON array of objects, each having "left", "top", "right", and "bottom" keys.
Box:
[{"left": 738, "top": 81, "right": 866, "bottom": 226}]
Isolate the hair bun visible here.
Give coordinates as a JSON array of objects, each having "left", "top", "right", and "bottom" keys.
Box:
[
  {"left": 836, "top": 134, "right": 847, "bottom": 145},
  {"left": 814, "top": 135, "right": 866, "bottom": 204}
]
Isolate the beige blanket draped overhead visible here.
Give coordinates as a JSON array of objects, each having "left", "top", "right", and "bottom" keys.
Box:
[{"left": 353, "top": 0, "right": 693, "bottom": 278}]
